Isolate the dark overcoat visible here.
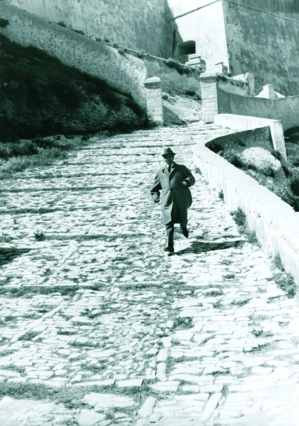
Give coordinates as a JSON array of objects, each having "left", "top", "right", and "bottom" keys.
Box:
[{"left": 151, "top": 162, "right": 195, "bottom": 225}]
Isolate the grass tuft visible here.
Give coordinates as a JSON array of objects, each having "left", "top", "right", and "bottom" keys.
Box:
[
  {"left": 274, "top": 254, "right": 284, "bottom": 271},
  {"left": 34, "top": 231, "right": 46, "bottom": 241},
  {"left": 231, "top": 207, "right": 246, "bottom": 228}
]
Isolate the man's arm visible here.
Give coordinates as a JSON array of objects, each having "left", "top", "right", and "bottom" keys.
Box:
[
  {"left": 150, "top": 171, "right": 162, "bottom": 203},
  {"left": 181, "top": 166, "right": 195, "bottom": 187}
]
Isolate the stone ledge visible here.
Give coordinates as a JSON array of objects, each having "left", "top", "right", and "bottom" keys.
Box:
[
  {"left": 214, "top": 114, "right": 286, "bottom": 159},
  {"left": 194, "top": 131, "right": 299, "bottom": 294}
]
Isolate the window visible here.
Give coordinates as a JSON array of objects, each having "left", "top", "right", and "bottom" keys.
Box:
[{"left": 178, "top": 40, "right": 196, "bottom": 56}]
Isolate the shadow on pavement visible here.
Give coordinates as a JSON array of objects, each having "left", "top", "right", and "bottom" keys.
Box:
[
  {"left": 173, "top": 238, "right": 245, "bottom": 255},
  {"left": 0, "top": 248, "right": 31, "bottom": 266}
]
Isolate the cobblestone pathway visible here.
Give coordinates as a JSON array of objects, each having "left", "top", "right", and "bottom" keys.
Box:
[{"left": 1, "top": 123, "right": 299, "bottom": 425}]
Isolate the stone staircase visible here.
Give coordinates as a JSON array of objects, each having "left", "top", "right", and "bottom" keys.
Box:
[{"left": 0, "top": 123, "right": 299, "bottom": 425}]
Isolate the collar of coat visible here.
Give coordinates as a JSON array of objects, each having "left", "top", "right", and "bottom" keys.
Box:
[{"left": 162, "top": 162, "right": 178, "bottom": 173}]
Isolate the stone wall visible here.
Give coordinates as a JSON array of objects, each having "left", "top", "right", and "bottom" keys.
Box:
[
  {"left": 168, "top": 0, "right": 299, "bottom": 94},
  {"left": 218, "top": 76, "right": 250, "bottom": 97},
  {"left": 143, "top": 56, "right": 201, "bottom": 97},
  {"left": 0, "top": 3, "right": 148, "bottom": 109},
  {"left": 0, "top": 3, "right": 201, "bottom": 117},
  {"left": 194, "top": 131, "right": 299, "bottom": 288},
  {"left": 5, "top": 0, "right": 178, "bottom": 58},
  {"left": 217, "top": 88, "right": 299, "bottom": 131},
  {"left": 222, "top": 0, "right": 299, "bottom": 95}
]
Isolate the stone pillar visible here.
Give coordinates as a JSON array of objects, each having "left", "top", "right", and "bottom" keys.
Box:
[
  {"left": 262, "top": 84, "right": 276, "bottom": 99},
  {"left": 245, "top": 73, "right": 255, "bottom": 96},
  {"left": 200, "top": 73, "right": 219, "bottom": 123},
  {"left": 144, "top": 77, "right": 163, "bottom": 127},
  {"left": 214, "top": 62, "right": 228, "bottom": 76},
  {"left": 269, "top": 120, "right": 287, "bottom": 159}
]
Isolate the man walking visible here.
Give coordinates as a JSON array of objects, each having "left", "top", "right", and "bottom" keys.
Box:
[{"left": 151, "top": 147, "right": 195, "bottom": 253}]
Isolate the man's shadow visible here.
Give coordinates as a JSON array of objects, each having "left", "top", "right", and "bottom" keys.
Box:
[
  {"left": 172, "top": 237, "right": 245, "bottom": 255},
  {"left": 0, "top": 248, "right": 31, "bottom": 266}
]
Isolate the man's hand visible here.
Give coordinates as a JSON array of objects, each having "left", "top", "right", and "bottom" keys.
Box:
[
  {"left": 152, "top": 193, "right": 160, "bottom": 203},
  {"left": 181, "top": 181, "right": 189, "bottom": 187}
]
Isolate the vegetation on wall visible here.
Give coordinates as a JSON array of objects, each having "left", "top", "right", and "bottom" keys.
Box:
[
  {"left": 0, "top": 33, "right": 147, "bottom": 142},
  {"left": 210, "top": 137, "right": 299, "bottom": 212},
  {"left": 165, "top": 58, "right": 194, "bottom": 75}
]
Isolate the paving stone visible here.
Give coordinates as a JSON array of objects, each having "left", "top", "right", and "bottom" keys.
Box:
[
  {"left": 138, "top": 396, "right": 156, "bottom": 418},
  {"left": 77, "top": 410, "right": 106, "bottom": 426},
  {"left": 117, "top": 378, "right": 144, "bottom": 388},
  {"left": 150, "top": 381, "right": 180, "bottom": 392},
  {"left": 83, "top": 393, "right": 136, "bottom": 410},
  {"left": 1, "top": 124, "right": 299, "bottom": 425},
  {"left": 200, "top": 393, "right": 223, "bottom": 422}
]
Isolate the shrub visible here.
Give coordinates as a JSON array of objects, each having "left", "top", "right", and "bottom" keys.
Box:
[
  {"left": 72, "top": 29, "right": 85, "bottom": 35},
  {"left": 0, "top": 145, "right": 11, "bottom": 159},
  {"left": 274, "top": 271, "right": 296, "bottom": 298},
  {"left": 274, "top": 254, "right": 284, "bottom": 271},
  {"left": 231, "top": 208, "right": 246, "bottom": 228},
  {"left": 11, "top": 140, "right": 39, "bottom": 156},
  {"left": 291, "top": 154, "right": 299, "bottom": 167},
  {"left": 137, "top": 50, "right": 146, "bottom": 58},
  {"left": 261, "top": 164, "right": 276, "bottom": 178},
  {"left": 33, "top": 137, "right": 72, "bottom": 151},
  {"left": 247, "top": 231, "right": 258, "bottom": 244},
  {"left": 222, "top": 149, "right": 244, "bottom": 168},
  {"left": 34, "top": 231, "right": 46, "bottom": 241},
  {"left": 165, "top": 58, "right": 176, "bottom": 69},
  {"left": 207, "top": 142, "right": 224, "bottom": 153},
  {"left": 0, "top": 19, "right": 9, "bottom": 28},
  {"left": 289, "top": 169, "right": 299, "bottom": 196},
  {"left": 165, "top": 58, "right": 193, "bottom": 75},
  {"left": 58, "top": 21, "right": 67, "bottom": 28}
]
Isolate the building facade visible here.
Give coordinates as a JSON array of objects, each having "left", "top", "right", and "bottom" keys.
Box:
[
  {"left": 5, "top": 0, "right": 299, "bottom": 95},
  {"left": 167, "top": 0, "right": 299, "bottom": 95},
  {"left": 6, "top": 0, "right": 179, "bottom": 58}
]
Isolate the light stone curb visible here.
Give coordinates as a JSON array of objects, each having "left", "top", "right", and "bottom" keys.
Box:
[
  {"left": 117, "top": 379, "right": 144, "bottom": 388},
  {"left": 200, "top": 393, "right": 223, "bottom": 422},
  {"left": 138, "top": 396, "right": 156, "bottom": 418}
]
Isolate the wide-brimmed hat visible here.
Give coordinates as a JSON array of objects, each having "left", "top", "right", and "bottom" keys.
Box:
[{"left": 162, "top": 147, "right": 175, "bottom": 157}]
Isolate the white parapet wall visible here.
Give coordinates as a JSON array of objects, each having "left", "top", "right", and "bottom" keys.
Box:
[
  {"left": 193, "top": 132, "right": 299, "bottom": 292},
  {"left": 214, "top": 113, "right": 286, "bottom": 159},
  {"left": 144, "top": 77, "right": 163, "bottom": 127}
]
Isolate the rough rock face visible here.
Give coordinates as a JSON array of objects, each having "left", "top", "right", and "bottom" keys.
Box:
[
  {"left": 240, "top": 147, "right": 282, "bottom": 175},
  {"left": 163, "top": 94, "right": 202, "bottom": 126}
]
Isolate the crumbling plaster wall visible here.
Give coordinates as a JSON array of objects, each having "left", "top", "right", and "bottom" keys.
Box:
[
  {"left": 222, "top": 0, "right": 299, "bottom": 95},
  {"left": 5, "top": 0, "right": 178, "bottom": 58}
]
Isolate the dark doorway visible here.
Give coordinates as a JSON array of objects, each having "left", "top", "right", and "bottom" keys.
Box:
[{"left": 179, "top": 40, "right": 196, "bottom": 56}]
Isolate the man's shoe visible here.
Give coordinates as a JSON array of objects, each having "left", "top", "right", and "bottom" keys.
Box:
[
  {"left": 164, "top": 246, "right": 174, "bottom": 253},
  {"left": 181, "top": 225, "right": 189, "bottom": 238}
]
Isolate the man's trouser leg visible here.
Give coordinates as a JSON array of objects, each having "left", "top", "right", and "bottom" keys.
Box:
[{"left": 165, "top": 221, "right": 174, "bottom": 248}]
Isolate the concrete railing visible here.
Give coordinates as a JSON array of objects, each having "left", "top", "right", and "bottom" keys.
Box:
[
  {"left": 214, "top": 114, "right": 286, "bottom": 159},
  {"left": 144, "top": 77, "right": 163, "bottom": 126},
  {"left": 200, "top": 72, "right": 299, "bottom": 132},
  {"left": 194, "top": 130, "right": 299, "bottom": 290}
]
